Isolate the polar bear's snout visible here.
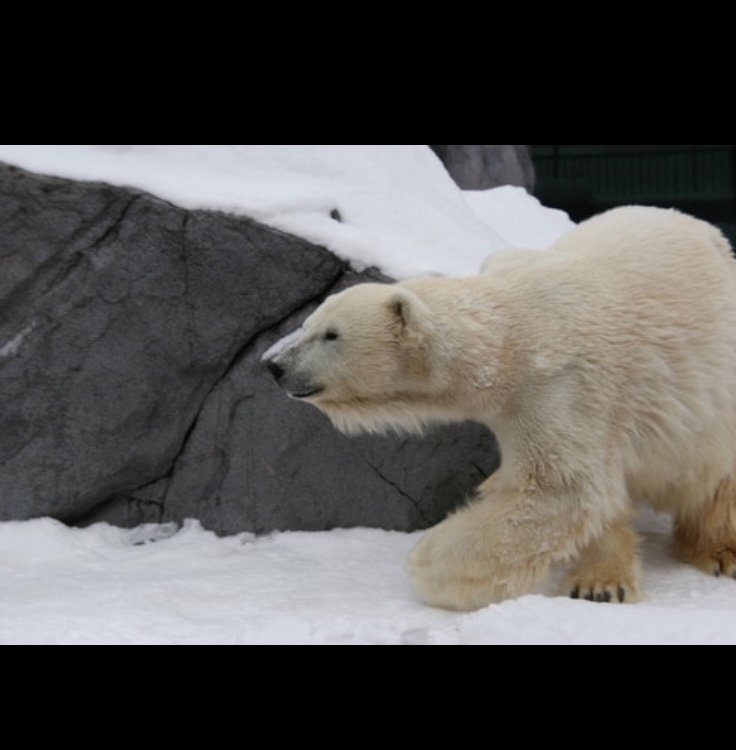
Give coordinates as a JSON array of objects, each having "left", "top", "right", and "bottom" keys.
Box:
[
  {"left": 262, "top": 327, "right": 322, "bottom": 399},
  {"left": 263, "top": 346, "right": 323, "bottom": 400}
]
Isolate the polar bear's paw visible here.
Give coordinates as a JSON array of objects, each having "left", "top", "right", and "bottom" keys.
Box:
[
  {"left": 564, "top": 575, "right": 641, "bottom": 603},
  {"left": 562, "top": 519, "right": 642, "bottom": 603},
  {"left": 681, "top": 547, "right": 736, "bottom": 579}
]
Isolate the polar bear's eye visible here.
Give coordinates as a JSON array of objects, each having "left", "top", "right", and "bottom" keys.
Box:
[{"left": 323, "top": 330, "right": 339, "bottom": 341}]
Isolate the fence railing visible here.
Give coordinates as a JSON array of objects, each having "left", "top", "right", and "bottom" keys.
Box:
[{"left": 533, "top": 146, "right": 735, "bottom": 199}]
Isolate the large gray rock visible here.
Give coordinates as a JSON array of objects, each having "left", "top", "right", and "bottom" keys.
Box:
[
  {"left": 431, "top": 145, "right": 535, "bottom": 192},
  {"left": 0, "top": 162, "right": 344, "bottom": 522},
  {"left": 0, "top": 160, "right": 500, "bottom": 534}
]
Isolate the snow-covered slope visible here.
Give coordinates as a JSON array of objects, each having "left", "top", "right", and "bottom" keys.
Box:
[
  {"left": 1, "top": 513, "right": 735, "bottom": 645},
  {"left": 0, "top": 145, "right": 572, "bottom": 279}
]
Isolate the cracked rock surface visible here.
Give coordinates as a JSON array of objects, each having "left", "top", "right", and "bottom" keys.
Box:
[{"left": 0, "top": 162, "right": 499, "bottom": 534}]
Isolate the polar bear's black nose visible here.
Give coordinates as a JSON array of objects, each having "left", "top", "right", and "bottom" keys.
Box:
[{"left": 266, "top": 360, "right": 284, "bottom": 383}]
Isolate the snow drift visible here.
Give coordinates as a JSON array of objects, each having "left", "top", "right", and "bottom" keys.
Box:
[{"left": 0, "top": 145, "right": 573, "bottom": 279}]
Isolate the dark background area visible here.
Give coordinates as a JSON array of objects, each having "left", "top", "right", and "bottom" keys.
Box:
[{"left": 530, "top": 145, "right": 736, "bottom": 246}]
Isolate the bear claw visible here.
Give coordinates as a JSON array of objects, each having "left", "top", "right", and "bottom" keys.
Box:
[
  {"left": 714, "top": 550, "right": 736, "bottom": 577},
  {"left": 677, "top": 547, "right": 736, "bottom": 579},
  {"left": 569, "top": 584, "right": 630, "bottom": 603},
  {"left": 697, "top": 549, "right": 736, "bottom": 578}
]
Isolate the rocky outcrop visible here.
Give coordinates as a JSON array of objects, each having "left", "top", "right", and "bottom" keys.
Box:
[
  {"left": 431, "top": 145, "right": 535, "bottom": 192},
  {"left": 0, "top": 162, "right": 499, "bottom": 533}
]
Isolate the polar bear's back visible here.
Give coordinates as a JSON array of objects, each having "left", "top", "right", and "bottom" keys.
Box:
[
  {"left": 538, "top": 205, "right": 736, "bottom": 382},
  {"left": 536, "top": 206, "right": 736, "bottom": 338},
  {"left": 552, "top": 205, "right": 733, "bottom": 266}
]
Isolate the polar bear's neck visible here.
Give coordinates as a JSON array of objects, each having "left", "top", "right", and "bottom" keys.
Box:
[{"left": 401, "top": 276, "right": 520, "bottom": 415}]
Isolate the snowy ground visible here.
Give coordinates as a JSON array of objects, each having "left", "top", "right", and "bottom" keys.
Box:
[{"left": 1, "top": 510, "right": 735, "bottom": 645}]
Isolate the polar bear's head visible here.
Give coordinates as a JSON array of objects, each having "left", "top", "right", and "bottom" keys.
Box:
[{"left": 262, "top": 283, "right": 450, "bottom": 434}]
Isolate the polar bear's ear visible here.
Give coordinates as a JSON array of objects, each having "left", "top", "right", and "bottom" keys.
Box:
[{"left": 386, "top": 288, "right": 431, "bottom": 342}]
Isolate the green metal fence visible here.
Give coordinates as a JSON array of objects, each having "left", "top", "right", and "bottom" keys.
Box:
[
  {"left": 533, "top": 145, "right": 734, "bottom": 200},
  {"left": 531, "top": 145, "right": 736, "bottom": 243}
]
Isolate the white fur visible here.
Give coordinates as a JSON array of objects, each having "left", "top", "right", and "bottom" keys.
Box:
[
  {"left": 261, "top": 327, "right": 304, "bottom": 361},
  {"left": 273, "top": 207, "right": 736, "bottom": 610}
]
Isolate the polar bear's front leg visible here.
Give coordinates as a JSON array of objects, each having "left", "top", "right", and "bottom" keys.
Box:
[{"left": 408, "top": 474, "right": 602, "bottom": 611}]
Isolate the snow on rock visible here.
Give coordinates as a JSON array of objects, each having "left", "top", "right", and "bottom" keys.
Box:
[
  {"left": 1, "top": 512, "right": 735, "bottom": 645},
  {"left": 464, "top": 186, "right": 573, "bottom": 251},
  {"left": 0, "top": 145, "right": 573, "bottom": 279}
]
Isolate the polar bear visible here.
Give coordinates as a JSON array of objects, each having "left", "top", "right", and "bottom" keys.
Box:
[{"left": 263, "top": 206, "right": 736, "bottom": 611}]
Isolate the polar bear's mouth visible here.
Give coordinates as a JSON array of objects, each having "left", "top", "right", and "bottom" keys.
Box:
[{"left": 289, "top": 387, "right": 323, "bottom": 399}]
